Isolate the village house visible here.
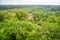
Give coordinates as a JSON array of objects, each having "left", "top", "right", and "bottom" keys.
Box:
[{"left": 28, "top": 12, "right": 34, "bottom": 20}]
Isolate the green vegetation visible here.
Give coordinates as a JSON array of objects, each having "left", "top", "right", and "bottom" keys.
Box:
[{"left": 0, "top": 6, "right": 60, "bottom": 40}]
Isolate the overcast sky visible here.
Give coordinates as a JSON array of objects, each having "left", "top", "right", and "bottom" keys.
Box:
[{"left": 0, "top": 0, "right": 60, "bottom": 5}]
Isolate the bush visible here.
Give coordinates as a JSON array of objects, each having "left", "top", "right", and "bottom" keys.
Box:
[
  {"left": 0, "top": 21, "right": 41, "bottom": 40},
  {"left": 0, "top": 21, "right": 60, "bottom": 40},
  {"left": 46, "top": 16, "right": 57, "bottom": 23},
  {"left": 0, "top": 14, "right": 5, "bottom": 21},
  {"left": 16, "top": 10, "right": 27, "bottom": 20},
  {"left": 0, "top": 7, "right": 60, "bottom": 40}
]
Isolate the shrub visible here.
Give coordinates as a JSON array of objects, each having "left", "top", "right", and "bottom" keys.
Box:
[
  {"left": 0, "top": 8, "right": 60, "bottom": 40},
  {"left": 16, "top": 10, "right": 27, "bottom": 20},
  {"left": 0, "top": 14, "right": 5, "bottom": 21},
  {"left": 0, "top": 21, "right": 60, "bottom": 40},
  {"left": 0, "top": 21, "right": 42, "bottom": 40}
]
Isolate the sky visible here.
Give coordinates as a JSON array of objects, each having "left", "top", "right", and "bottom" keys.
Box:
[{"left": 0, "top": 0, "right": 60, "bottom": 5}]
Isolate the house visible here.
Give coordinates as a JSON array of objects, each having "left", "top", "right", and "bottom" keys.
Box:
[{"left": 28, "top": 12, "right": 34, "bottom": 20}]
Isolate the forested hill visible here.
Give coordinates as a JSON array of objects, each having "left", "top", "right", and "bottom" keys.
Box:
[{"left": 0, "top": 5, "right": 60, "bottom": 11}]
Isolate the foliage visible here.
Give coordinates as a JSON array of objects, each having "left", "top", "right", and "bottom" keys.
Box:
[{"left": 0, "top": 7, "right": 60, "bottom": 40}]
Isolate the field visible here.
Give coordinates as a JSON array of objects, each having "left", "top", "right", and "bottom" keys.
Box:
[{"left": 0, "top": 5, "right": 60, "bottom": 40}]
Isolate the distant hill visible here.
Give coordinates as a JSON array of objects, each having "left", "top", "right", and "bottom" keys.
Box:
[{"left": 0, "top": 5, "right": 60, "bottom": 11}]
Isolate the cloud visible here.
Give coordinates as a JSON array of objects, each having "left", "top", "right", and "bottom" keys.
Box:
[{"left": 0, "top": 0, "right": 60, "bottom": 5}]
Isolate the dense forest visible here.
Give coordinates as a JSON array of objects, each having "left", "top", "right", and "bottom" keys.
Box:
[
  {"left": 0, "top": 5, "right": 60, "bottom": 11},
  {"left": 0, "top": 5, "right": 60, "bottom": 40}
]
